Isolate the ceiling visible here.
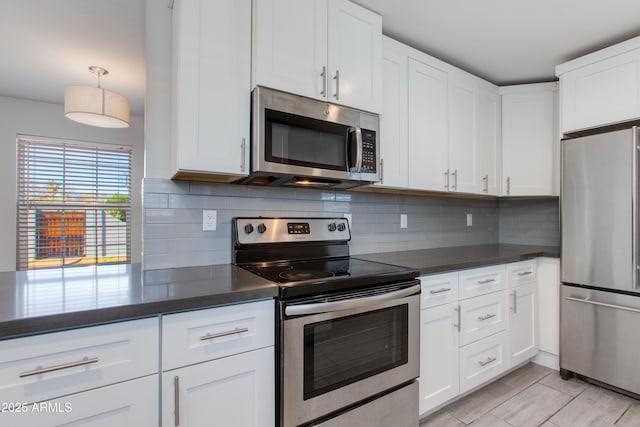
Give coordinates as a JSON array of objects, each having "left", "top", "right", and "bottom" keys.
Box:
[{"left": 2, "top": 0, "right": 640, "bottom": 117}]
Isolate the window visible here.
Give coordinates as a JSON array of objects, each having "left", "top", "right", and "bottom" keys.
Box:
[{"left": 17, "top": 136, "right": 132, "bottom": 270}]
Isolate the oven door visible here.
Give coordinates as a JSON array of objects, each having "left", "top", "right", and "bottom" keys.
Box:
[{"left": 281, "top": 282, "right": 420, "bottom": 427}]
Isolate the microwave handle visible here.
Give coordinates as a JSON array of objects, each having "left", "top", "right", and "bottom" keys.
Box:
[{"left": 349, "top": 127, "right": 363, "bottom": 172}]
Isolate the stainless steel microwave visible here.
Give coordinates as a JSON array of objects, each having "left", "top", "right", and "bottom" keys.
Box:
[{"left": 243, "top": 86, "right": 380, "bottom": 189}]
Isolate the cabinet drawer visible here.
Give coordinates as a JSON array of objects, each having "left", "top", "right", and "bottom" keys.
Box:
[
  {"left": 507, "top": 260, "right": 537, "bottom": 288},
  {"left": 162, "top": 299, "right": 274, "bottom": 371},
  {"left": 458, "top": 265, "right": 506, "bottom": 299},
  {"left": 459, "top": 291, "right": 507, "bottom": 346},
  {"left": 7, "top": 375, "right": 158, "bottom": 427},
  {"left": 419, "top": 272, "right": 459, "bottom": 308},
  {"left": 0, "top": 317, "right": 159, "bottom": 404},
  {"left": 459, "top": 331, "right": 508, "bottom": 393}
]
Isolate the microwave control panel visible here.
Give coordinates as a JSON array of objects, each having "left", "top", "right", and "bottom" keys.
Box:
[{"left": 361, "top": 129, "right": 376, "bottom": 173}]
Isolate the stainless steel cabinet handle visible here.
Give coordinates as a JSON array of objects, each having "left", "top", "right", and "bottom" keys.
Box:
[
  {"left": 451, "top": 169, "right": 458, "bottom": 190},
  {"left": 478, "top": 313, "right": 496, "bottom": 321},
  {"left": 477, "top": 278, "right": 496, "bottom": 285},
  {"left": 240, "top": 138, "right": 246, "bottom": 172},
  {"left": 444, "top": 170, "right": 449, "bottom": 189},
  {"left": 200, "top": 327, "right": 249, "bottom": 341},
  {"left": 429, "top": 287, "right": 451, "bottom": 294},
  {"left": 506, "top": 176, "right": 511, "bottom": 195},
  {"left": 320, "top": 66, "right": 327, "bottom": 97},
  {"left": 174, "top": 376, "right": 180, "bottom": 427},
  {"left": 518, "top": 271, "right": 532, "bottom": 276},
  {"left": 479, "top": 356, "right": 497, "bottom": 367},
  {"left": 511, "top": 291, "right": 517, "bottom": 313},
  {"left": 285, "top": 284, "right": 420, "bottom": 316},
  {"left": 333, "top": 70, "right": 340, "bottom": 100},
  {"left": 564, "top": 296, "right": 640, "bottom": 314},
  {"left": 19, "top": 356, "right": 98, "bottom": 378},
  {"left": 483, "top": 174, "right": 488, "bottom": 193},
  {"left": 454, "top": 305, "right": 461, "bottom": 332}
]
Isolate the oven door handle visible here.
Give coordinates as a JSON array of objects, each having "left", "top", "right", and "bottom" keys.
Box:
[{"left": 285, "top": 284, "right": 421, "bottom": 316}]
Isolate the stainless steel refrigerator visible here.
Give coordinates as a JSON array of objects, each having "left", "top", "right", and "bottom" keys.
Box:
[{"left": 561, "top": 126, "right": 640, "bottom": 394}]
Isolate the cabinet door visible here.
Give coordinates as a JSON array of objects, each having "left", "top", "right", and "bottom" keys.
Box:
[
  {"left": 560, "top": 49, "right": 640, "bottom": 133},
  {"left": 252, "top": 0, "right": 327, "bottom": 100},
  {"left": 448, "top": 72, "right": 481, "bottom": 194},
  {"left": 508, "top": 282, "right": 538, "bottom": 368},
  {"left": 407, "top": 58, "right": 448, "bottom": 191},
  {"left": 172, "top": 0, "right": 251, "bottom": 177},
  {"left": 327, "top": 0, "right": 382, "bottom": 113},
  {"left": 375, "top": 37, "right": 408, "bottom": 189},
  {"left": 8, "top": 375, "right": 158, "bottom": 427},
  {"left": 477, "top": 84, "right": 500, "bottom": 195},
  {"left": 419, "top": 302, "right": 459, "bottom": 416},
  {"left": 162, "top": 347, "right": 274, "bottom": 427},
  {"left": 502, "top": 84, "right": 556, "bottom": 196}
]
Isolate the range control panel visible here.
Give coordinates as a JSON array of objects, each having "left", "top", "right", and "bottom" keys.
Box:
[{"left": 235, "top": 217, "right": 351, "bottom": 245}]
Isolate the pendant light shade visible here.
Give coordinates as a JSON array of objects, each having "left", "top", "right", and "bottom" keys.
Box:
[{"left": 64, "top": 66, "right": 130, "bottom": 128}]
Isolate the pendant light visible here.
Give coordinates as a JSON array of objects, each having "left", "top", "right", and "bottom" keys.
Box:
[{"left": 64, "top": 66, "right": 130, "bottom": 128}]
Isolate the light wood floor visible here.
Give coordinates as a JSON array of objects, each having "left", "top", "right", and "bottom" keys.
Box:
[{"left": 420, "top": 363, "right": 640, "bottom": 427}]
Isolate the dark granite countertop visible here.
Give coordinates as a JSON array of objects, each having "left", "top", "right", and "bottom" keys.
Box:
[
  {"left": 0, "top": 263, "right": 278, "bottom": 340},
  {"left": 354, "top": 244, "right": 560, "bottom": 276}
]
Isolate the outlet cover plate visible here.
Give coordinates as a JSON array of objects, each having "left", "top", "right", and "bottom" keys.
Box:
[{"left": 203, "top": 210, "right": 217, "bottom": 231}]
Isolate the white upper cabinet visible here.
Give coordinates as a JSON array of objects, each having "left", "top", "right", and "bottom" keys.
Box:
[
  {"left": 376, "top": 36, "right": 408, "bottom": 189},
  {"left": 172, "top": 0, "right": 251, "bottom": 180},
  {"left": 252, "top": 0, "right": 326, "bottom": 100},
  {"left": 478, "top": 84, "right": 500, "bottom": 196},
  {"left": 556, "top": 35, "right": 640, "bottom": 134},
  {"left": 448, "top": 71, "right": 481, "bottom": 194},
  {"left": 253, "top": 0, "right": 382, "bottom": 113},
  {"left": 501, "top": 83, "right": 558, "bottom": 196},
  {"left": 408, "top": 57, "right": 449, "bottom": 191}
]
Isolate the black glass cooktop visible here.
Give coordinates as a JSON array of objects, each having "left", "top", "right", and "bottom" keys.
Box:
[{"left": 241, "top": 257, "right": 418, "bottom": 299}]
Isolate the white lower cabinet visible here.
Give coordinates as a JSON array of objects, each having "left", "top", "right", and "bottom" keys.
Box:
[
  {"left": 161, "top": 300, "right": 275, "bottom": 427},
  {"left": 162, "top": 346, "right": 274, "bottom": 427},
  {"left": 419, "top": 302, "right": 459, "bottom": 414},
  {"left": 419, "top": 260, "right": 541, "bottom": 416}
]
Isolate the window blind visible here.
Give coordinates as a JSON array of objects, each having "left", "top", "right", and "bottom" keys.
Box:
[{"left": 16, "top": 136, "right": 132, "bottom": 270}]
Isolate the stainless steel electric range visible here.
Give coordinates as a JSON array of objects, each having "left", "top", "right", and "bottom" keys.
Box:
[{"left": 232, "top": 217, "right": 420, "bottom": 427}]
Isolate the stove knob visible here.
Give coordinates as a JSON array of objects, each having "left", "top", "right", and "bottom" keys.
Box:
[
  {"left": 257, "top": 223, "right": 267, "bottom": 234},
  {"left": 327, "top": 223, "right": 337, "bottom": 232},
  {"left": 337, "top": 223, "right": 346, "bottom": 232},
  {"left": 244, "top": 223, "right": 254, "bottom": 234}
]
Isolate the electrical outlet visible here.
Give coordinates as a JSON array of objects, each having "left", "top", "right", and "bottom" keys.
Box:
[
  {"left": 400, "top": 214, "right": 408, "bottom": 229},
  {"left": 343, "top": 213, "right": 352, "bottom": 226},
  {"left": 203, "top": 210, "right": 217, "bottom": 231},
  {"left": 466, "top": 213, "right": 473, "bottom": 227}
]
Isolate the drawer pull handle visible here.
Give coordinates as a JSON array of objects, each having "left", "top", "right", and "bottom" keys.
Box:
[
  {"left": 174, "top": 376, "right": 180, "bottom": 426},
  {"left": 200, "top": 327, "right": 249, "bottom": 341},
  {"left": 19, "top": 356, "right": 98, "bottom": 378},
  {"left": 517, "top": 271, "right": 532, "bottom": 276},
  {"left": 478, "top": 313, "right": 496, "bottom": 321},
  {"left": 477, "top": 278, "right": 496, "bottom": 285},
  {"left": 479, "top": 356, "right": 497, "bottom": 367},
  {"left": 429, "top": 287, "right": 451, "bottom": 294}
]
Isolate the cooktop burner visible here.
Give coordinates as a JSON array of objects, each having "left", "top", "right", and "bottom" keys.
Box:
[{"left": 232, "top": 217, "right": 419, "bottom": 299}]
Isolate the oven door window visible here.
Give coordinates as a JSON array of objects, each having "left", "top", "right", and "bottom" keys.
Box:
[
  {"left": 303, "top": 304, "right": 408, "bottom": 400},
  {"left": 265, "top": 109, "right": 349, "bottom": 171}
]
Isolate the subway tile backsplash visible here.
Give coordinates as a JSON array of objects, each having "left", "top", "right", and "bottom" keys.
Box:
[
  {"left": 498, "top": 198, "right": 560, "bottom": 246},
  {"left": 142, "top": 178, "right": 558, "bottom": 270}
]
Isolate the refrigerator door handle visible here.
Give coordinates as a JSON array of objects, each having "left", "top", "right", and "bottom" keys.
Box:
[{"left": 564, "top": 296, "right": 640, "bottom": 314}]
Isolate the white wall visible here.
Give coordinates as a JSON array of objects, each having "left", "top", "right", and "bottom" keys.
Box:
[{"left": 0, "top": 96, "right": 144, "bottom": 272}]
